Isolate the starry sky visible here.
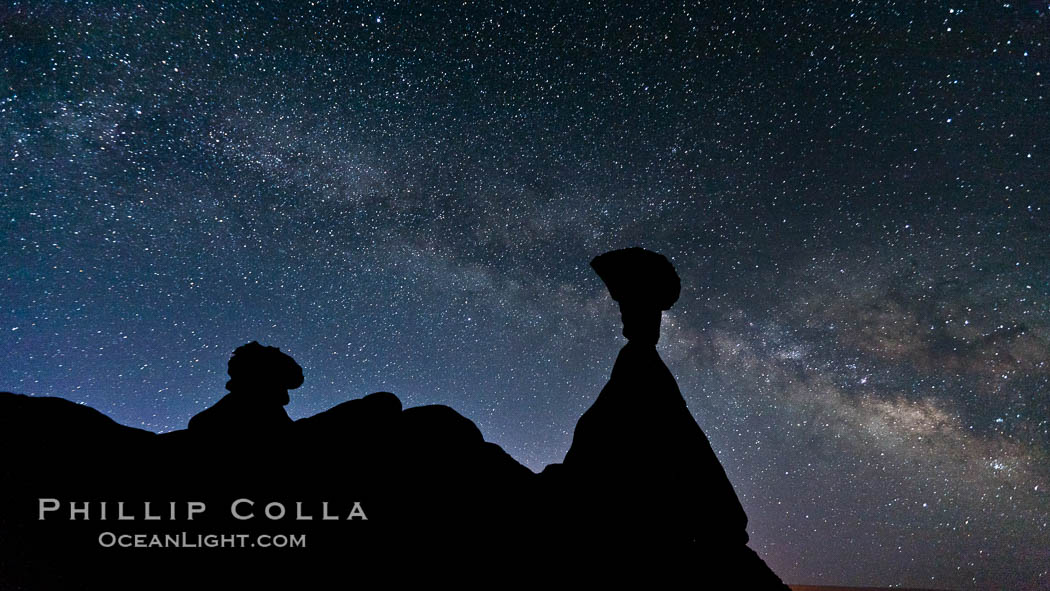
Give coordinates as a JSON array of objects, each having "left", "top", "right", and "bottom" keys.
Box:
[{"left": 2, "top": 1, "right": 1048, "bottom": 588}]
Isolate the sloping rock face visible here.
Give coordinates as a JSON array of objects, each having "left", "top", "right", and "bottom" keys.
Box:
[{"left": 0, "top": 391, "right": 786, "bottom": 589}]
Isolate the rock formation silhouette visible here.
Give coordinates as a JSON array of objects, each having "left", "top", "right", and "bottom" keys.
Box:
[
  {"left": 547, "top": 247, "right": 789, "bottom": 587},
  {"left": 0, "top": 250, "right": 788, "bottom": 589},
  {"left": 187, "top": 341, "right": 301, "bottom": 436}
]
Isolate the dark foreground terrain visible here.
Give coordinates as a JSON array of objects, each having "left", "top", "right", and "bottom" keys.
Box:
[{"left": 1, "top": 390, "right": 786, "bottom": 589}]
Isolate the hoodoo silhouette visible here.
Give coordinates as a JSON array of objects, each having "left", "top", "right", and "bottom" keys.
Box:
[
  {"left": 187, "top": 341, "right": 303, "bottom": 436},
  {"left": 547, "top": 248, "right": 788, "bottom": 587},
  {"left": 0, "top": 250, "right": 788, "bottom": 589}
]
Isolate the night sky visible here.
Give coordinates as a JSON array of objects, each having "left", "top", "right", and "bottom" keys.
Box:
[{"left": 2, "top": 1, "right": 1049, "bottom": 588}]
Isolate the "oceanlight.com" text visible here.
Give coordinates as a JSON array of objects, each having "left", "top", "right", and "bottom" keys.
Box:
[{"left": 98, "top": 532, "right": 306, "bottom": 549}]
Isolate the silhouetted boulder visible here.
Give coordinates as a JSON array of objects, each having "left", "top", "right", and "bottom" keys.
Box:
[
  {"left": 187, "top": 341, "right": 301, "bottom": 437},
  {"left": 590, "top": 247, "right": 681, "bottom": 311},
  {"left": 296, "top": 390, "right": 402, "bottom": 430}
]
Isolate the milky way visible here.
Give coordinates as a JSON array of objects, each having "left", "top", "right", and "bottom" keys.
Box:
[{"left": 2, "top": 2, "right": 1048, "bottom": 589}]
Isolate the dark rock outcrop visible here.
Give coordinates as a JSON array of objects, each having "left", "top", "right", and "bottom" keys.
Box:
[
  {"left": 0, "top": 386, "right": 786, "bottom": 589},
  {"left": 0, "top": 390, "right": 541, "bottom": 589}
]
